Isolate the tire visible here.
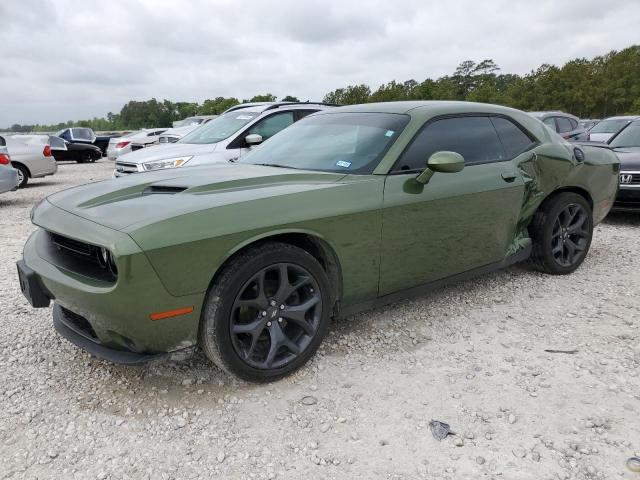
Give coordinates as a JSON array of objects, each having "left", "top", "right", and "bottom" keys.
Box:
[
  {"left": 200, "top": 242, "right": 332, "bottom": 382},
  {"left": 528, "top": 192, "right": 593, "bottom": 275},
  {"left": 78, "top": 151, "right": 95, "bottom": 163},
  {"left": 14, "top": 164, "right": 29, "bottom": 188}
]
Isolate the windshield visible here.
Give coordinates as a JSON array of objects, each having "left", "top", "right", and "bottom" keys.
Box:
[
  {"left": 590, "top": 119, "right": 630, "bottom": 134},
  {"left": 609, "top": 122, "right": 640, "bottom": 148},
  {"left": 179, "top": 111, "right": 260, "bottom": 144},
  {"left": 240, "top": 112, "right": 410, "bottom": 174}
]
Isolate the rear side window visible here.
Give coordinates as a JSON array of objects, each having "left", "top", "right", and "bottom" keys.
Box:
[
  {"left": 569, "top": 118, "right": 578, "bottom": 130},
  {"left": 556, "top": 117, "right": 574, "bottom": 133},
  {"left": 71, "top": 128, "right": 93, "bottom": 141},
  {"left": 543, "top": 117, "right": 557, "bottom": 131},
  {"left": 395, "top": 116, "right": 505, "bottom": 171},
  {"left": 490, "top": 117, "right": 536, "bottom": 157}
]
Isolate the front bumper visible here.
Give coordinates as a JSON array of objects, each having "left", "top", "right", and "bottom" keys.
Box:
[
  {"left": 613, "top": 185, "right": 640, "bottom": 211},
  {"left": 19, "top": 202, "right": 204, "bottom": 360}
]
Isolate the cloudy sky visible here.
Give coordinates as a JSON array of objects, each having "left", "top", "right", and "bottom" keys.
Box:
[{"left": 2, "top": 0, "right": 639, "bottom": 126}]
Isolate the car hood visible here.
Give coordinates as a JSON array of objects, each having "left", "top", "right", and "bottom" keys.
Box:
[
  {"left": 44, "top": 163, "right": 347, "bottom": 232},
  {"left": 117, "top": 142, "right": 218, "bottom": 164},
  {"left": 612, "top": 147, "right": 640, "bottom": 170}
]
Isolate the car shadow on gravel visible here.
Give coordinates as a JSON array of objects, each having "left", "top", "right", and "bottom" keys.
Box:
[{"left": 603, "top": 211, "right": 640, "bottom": 226}]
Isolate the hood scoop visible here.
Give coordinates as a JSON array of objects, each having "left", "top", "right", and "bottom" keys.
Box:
[{"left": 142, "top": 185, "right": 188, "bottom": 196}]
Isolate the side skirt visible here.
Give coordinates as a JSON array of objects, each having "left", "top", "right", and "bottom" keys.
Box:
[{"left": 337, "top": 245, "right": 531, "bottom": 319}]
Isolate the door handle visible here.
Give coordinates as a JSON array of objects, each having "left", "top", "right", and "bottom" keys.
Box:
[{"left": 501, "top": 172, "right": 517, "bottom": 182}]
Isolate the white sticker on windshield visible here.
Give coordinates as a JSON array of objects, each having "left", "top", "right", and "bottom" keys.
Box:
[
  {"left": 236, "top": 115, "right": 253, "bottom": 120},
  {"left": 335, "top": 160, "right": 352, "bottom": 168},
  {"left": 385, "top": 130, "right": 395, "bottom": 137}
]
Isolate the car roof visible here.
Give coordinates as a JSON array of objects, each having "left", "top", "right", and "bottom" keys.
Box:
[
  {"left": 333, "top": 100, "right": 529, "bottom": 116},
  {"left": 601, "top": 115, "right": 640, "bottom": 121},
  {"left": 529, "top": 111, "right": 579, "bottom": 120}
]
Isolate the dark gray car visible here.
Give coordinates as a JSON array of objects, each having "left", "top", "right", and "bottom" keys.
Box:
[
  {"left": 530, "top": 111, "right": 588, "bottom": 141},
  {"left": 608, "top": 119, "right": 640, "bottom": 211}
]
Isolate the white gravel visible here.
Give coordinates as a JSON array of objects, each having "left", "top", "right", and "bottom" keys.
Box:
[{"left": 1, "top": 160, "right": 639, "bottom": 480}]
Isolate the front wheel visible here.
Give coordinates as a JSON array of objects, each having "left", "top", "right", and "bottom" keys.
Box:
[
  {"left": 529, "top": 192, "right": 593, "bottom": 274},
  {"left": 200, "top": 243, "right": 332, "bottom": 382}
]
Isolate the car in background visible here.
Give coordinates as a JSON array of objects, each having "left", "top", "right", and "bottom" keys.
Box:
[
  {"left": 0, "top": 141, "right": 20, "bottom": 194},
  {"left": 106, "top": 129, "right": 167, "bottom": 160},
  {"left": 529, "top": 111, "right": 588, "bottom": 141},
  {"left": 128, "top": 128, "right": 169, "bottom": 152},
  {"left": 19, "top": 101, "right": 619, "bottom": 381},
  {"left": 52, "top": 138, "right": 102, "bottom": 163},
  {"left": 587, "top": 116, "right": 640, "bottom": 142},
  {"left": 159, "top": 117, "right": 219, "bottom": 144},
  {"left": 171, "top": 115, "right": 218, "bottom": 128},
  {"left": 114, "top": 102, "right": 333, "bottom": 176},
  {"left": 605, "top": 119, "right": 640, "bottom": 211},
  {"left": 1, "top": 135, "right": 58, "bottom": 187},
  {"left": 579, "top": 119, "right": 600, "bottom": 130},
  {"left": 56, "top": 127, "right": 118, "bottom": 156}
]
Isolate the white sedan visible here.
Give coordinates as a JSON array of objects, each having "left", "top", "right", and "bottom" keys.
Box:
[
  {"left": 1, "top": 135, "right": 58, "bottom": 188},
  {"left": 106, "top": 129, "right": 168, "bottom": 160}
]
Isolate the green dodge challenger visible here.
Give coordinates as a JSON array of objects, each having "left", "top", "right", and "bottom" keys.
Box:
[{"left": 17, "top": 101, "right": 619, "bottom": 381}]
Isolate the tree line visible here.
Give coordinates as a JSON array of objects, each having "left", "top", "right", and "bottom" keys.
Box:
[{"left": 3, "top": 45, "right": 639, "bottom": 133}]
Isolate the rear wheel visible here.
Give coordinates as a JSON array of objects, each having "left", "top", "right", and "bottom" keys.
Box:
[
  {"left": 200, "top": 243, "right": 332, "bottom": 382},
  {"left": 14, "top": 164, "right": 29, "bottom": 188},
  {"left": 529, "top": 192, "right": 593, "bottom": 274}
]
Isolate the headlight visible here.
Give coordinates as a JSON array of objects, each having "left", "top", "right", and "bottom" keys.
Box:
[
  {"left": 142, "top": 156, "right": 192, "bottom": 171},
  {"left": 96, "top": 247, "right": 118, "bottom": 276}
]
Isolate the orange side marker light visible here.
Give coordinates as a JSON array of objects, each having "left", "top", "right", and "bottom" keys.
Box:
[{"left": 150, "top": 306, "right": 194, "bottom": 321}]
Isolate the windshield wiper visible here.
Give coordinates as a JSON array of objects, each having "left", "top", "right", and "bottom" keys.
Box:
[{"left": 253, "top": 163, "right": 295, "bottom": 169}]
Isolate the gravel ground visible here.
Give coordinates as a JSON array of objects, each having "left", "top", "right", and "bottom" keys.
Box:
[{"left": 1, "top": 160, "right": 639, "bottom": 480}]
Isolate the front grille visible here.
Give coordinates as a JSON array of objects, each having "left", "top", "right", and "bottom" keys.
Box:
[
  {"left": 114, "top": 162, "right": 139, "bottom": 174},
  {"left": 50, "top": 232, "right": 93, "bottom": 257},
  {"left": 60, "top": 307, "right": 98, "bottom": 340},
  {"left": 37, "top": 231, "right": 117, "bottom": 283},
  {"left": 619, "top": 172, "right": 640, "bottom": 185}
]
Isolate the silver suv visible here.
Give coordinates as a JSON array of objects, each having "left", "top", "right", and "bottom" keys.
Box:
[{"left": 114, "top": 102, "right": 334, "bottom": 176}]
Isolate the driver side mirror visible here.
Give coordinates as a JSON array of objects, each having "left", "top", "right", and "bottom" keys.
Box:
[
  {"left": 245, "top": 134, "right": 263, "bottom": 146},
  {"left": 415, "top": 151, "right": 465, "bottom": 184}
]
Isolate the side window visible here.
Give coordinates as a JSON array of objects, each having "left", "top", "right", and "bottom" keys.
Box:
[
  {"left": 247, "top": 112, "right": 295, "bottom": 141},
  {"left": 569, "top": 118, "right": 578, "bottom": 130},
  {"left": 490, "top": 117, "right": 536, "bottom": 157},
  {"left": 395, "top": 116, "right": 505, "bottom": 171},
  {"left": 294, "top": 110, "right": 319, "bottom": 121},
  {"left": 556, "top": 117, "right": 574, "bottom": 133},
  {"left": 60, "top": 129, "right": 71, "bottom": 141},
  {"left": 542, "top": 117, "right": 557, "bottom": 131}
]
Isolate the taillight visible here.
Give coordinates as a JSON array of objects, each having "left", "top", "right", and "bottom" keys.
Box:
[
  {"left": 0, "top": 153, "right": 10, "bottom": 165},
  {"left": 115, "top": 141, "right": 131, "bottom": 149},
  {"left": 43, "top": 145, "right": 52, "bottom": 157}
]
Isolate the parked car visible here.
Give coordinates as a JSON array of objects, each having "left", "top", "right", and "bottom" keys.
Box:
[
  {"left": 605, "top": 119, "right": 640, "bottom": 211},
  {"left": 529, "top": 111, "right": 588, "bottom": 141},
  {"left": 579, "top": 119, "right": 600, "bottom": 130},
  {"left": 55, "top": 127, "right": 118, "bottom": 156},
  {"left": 587, "top": 116, "right": 640, "bottom": 142},
  {"left": 106, "top": 129, "right": 167, "bottom": 160},
  {"left": 171, "top": 115, "right": 218, "bottom": 128},
  {"left": 114, "top": 102, "right": 332, "bottom": 176},
  {"left": 18, "top": 101, "right": 619, "bottom": 381},
  {"left": 159, "top": 117, "right": 219, "bottom": 144},
  {"left": 1, "top": 135, "right": 58, "bottom": 187},
  {"left": 0, "top": 142, "right": 20, "bottom": 194},
  {"left": 51, "top": 139, "right": 102, "bottom": 163},
  {"left": 128, "top": 129, "right": 169, "bottom": 152}
]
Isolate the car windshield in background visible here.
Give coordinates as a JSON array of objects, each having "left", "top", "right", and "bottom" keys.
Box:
[
  {"left": 590, "top": 119, "right": 629, "bottom": 134},
  {"left": 179, "top": 112, "right": 260, "bottom": 144},
  {"left": 609, "top": 122, "right": 640, "bottom": 148},
  {"left": 240, "top": 112, "right": 410, "bottom": 174}
]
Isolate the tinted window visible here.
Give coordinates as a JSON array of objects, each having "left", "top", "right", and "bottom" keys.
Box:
[
  {"left": 490, "top": 117, "right": 535, "bottom": 157},
  {"left": 247, "top": 112, "right": 295, "bottom": 140},
  {"left": 543, "top": 117, "right": 557, "bottom": 131},
  {"left": 395, "top": 116, "right": 505, "bottom": 171},
  {"left": 556, "top": 117, "right": 574, "bottom": 133},
  {"left": 569, "top": 118, "right": 578, "bottom": 130}
]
